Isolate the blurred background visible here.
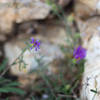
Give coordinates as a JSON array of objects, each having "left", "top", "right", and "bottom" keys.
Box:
[{"left": 0, "top": 0, "right": 85, "bottom": 100}]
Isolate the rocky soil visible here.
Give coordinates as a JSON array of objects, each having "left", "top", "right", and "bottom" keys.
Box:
[{"left": 1, "top": 0, "right": 100, "bottom": 100}]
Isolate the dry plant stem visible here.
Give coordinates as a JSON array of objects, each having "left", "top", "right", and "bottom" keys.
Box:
[{"left": 0, "top": 47, "right": 27, "bottom": 78}]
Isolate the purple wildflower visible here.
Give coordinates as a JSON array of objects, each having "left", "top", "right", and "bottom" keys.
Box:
[
  {"left": 30, "top": 38, "right": 40, "bottom": 51},
  {"left": 34, "top": 40, "right": 40, "bottom": 51},
  {"left": 30, "top": 37, "right": 35, "bottom": 44},
  {"left": 73, "top": 46, "right": 87, "bottom": 61}
]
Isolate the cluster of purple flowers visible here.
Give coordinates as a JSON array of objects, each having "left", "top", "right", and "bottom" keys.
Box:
[
  {"left": 30, "top": 37, "right": 40, "bottom": 51},
  {"left": 73, "top": 45, "right": 87, "bottom": 62}
]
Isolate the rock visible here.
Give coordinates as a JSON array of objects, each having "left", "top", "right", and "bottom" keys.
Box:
[
  {"left": 4, "top": 38, "right": 64, "bottom": 76},
  {"left": 74, "top": 1, "right": 95, "bottom": 19},
  {"left": 18, "top": 21, "right": 38, "bottom": 35},
  {"left": 77, "top": 17, "right": 100, "bottom": 100},
  {"left": 58, "top": 0, "right": 71, "bottom": 7},
  {"left": 0, "top": 0, "right": 15, "bottom": 34},
  {"left": 77, "top": 0, "right": 97, "bottom": 10},
  {"left": 4, "top": 20, "right": 67, "bottom": 86},
  {"left": 18, "top": 20, "right": 67, "bottom": 45},
  {"left": 0, "top": 34, "right": 6, "bottom": 41},
  {"left": 15, "top": 0, "right": 51, "bottom": 23},
  {"left": 4, "top": 37, "right": 64, "bottom": 86},
  {"left": 0, "top": 0, "right": 51, "bottom": 35},
  {"left": 74, "top": 0, "right": 100, "bottom": 19},
  {"left": 76, "top": 17, "right": 100, "bottom": 48},
  {"left": 4, "top": 22, "right": 66, "bottom": 75}
]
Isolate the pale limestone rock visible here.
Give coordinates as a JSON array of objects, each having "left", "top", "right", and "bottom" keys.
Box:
[
  {"left": 16, "top": 0, "right": 51, "bottom": 23},
  {"left": 77, "top": 17, "right": 100, "bottom": 100},
  {"left": 4, "top": 21, "right": 67, "bottom": 76},
  {"left": 74, "top": 0, "right": 100, "bottom": 19},
  {"left": 0, "top": 0, "right": 51, "bottom": 35},
  {"left": 4, "top": 37, "right": 64, "bottom": 87},
  {"left": 0, "top": 0, "right": 15, "bottom": 34},
  {"left": 81, "top": 35, "right": 100, "bottom": 100},
  {"left": 4, "top": 37, "right": 64, "bottom": 76},
  {"left": 74, "top": 1, "right": 95, "bottom": 19},
  {"left": 77, "top": 0, "right": 98, "bottom": 10},
  {"left": 18, "top": 20, "right": 67, "bottom": 45}
]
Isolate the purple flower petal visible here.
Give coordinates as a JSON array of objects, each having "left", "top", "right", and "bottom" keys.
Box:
[
  {"left": 30, "top": 37, "right": 35, "bottom": 43},
  {"left": 75, "top": 55, "right": 80, "bottom": 59},
  {"left": 30, "top": 47, "right": 33, "bottom": 50},
  {"left": 30, "top": 38, "right": 41, "bottom": 51},
  {"left": 73, "top": 45, "right": 87, "bottom": 61}
]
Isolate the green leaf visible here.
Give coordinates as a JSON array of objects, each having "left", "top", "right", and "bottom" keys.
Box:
[
  {"left": 45, "top": 0, "right": 52, "bottom": 5},
  {"left": 67, "top": 14, "right": 74, "bottom": 22},
  {"left": 0, "top": 58, "right": 8, "bottom": 72},
  {"left": 5, "top": 81, "right": 21, "bottom": 87},
  {"left": 6, "top": 98, "right": 9, "bottom": 100},
  {"left": 75, "top": 33, "right": 80, "bottom": 38},
  {"left": 90, "top": 89, "right": 98, "bottom": 94},
  {"left": 72, "top": 59, "right": 77, "bottom": 64},
  {"left": 31, "top": 96, "right": 35, "bottom": 100},
  {"left": 0, "top": 78, "right": 10, "bottom": 84},
  {"left": 0, "top": 87, "right": 25, "bottom": 95},
  {"left": 65, "top": 84, "right": 71, "bottom": 91}
]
